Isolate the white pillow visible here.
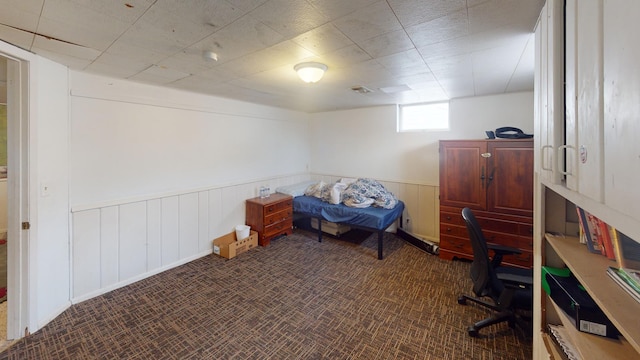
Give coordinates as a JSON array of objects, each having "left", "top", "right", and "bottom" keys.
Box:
[
  {"left": 328, "top": 182, "right": 347, "bottom": 204},
  {"left": 275, "top": 181, "right": 317, "bottom": 197}
]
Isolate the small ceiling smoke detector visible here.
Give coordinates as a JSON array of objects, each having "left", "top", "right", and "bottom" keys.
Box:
[
  {"left": 351, "top": 86, "right": 373, "bottom": 94},
  {"left": 203, "top": 50, "right": 218, "bottom": 62}
]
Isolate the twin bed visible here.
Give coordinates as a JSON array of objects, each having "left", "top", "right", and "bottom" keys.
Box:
[{"left": 276, "top": 180, "right": 405, "bottom": 260}]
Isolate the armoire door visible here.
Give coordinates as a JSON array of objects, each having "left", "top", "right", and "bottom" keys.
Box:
[
  {"left": 486, "top": 140, "right": 534, "bottom": 217},
  {"left": 439, "top": 140, "right": 486, "bottom": 210}
]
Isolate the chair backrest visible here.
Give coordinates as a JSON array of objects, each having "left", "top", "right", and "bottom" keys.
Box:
[{"left": 461, "top": 207, "right": 501, "bottom": 299}]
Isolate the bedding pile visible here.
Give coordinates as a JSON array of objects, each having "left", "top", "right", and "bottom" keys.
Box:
[{"left": 304, "top": 178, "right": 398, "bottom": 209}]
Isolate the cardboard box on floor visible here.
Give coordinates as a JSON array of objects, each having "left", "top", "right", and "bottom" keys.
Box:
[{"left": 212, "top": 230, "right": 258, "bottom": 259}]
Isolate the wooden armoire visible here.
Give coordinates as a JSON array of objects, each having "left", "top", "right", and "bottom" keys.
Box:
[{"left": 438, "top": 139, "right": 534, "bottom": 268}]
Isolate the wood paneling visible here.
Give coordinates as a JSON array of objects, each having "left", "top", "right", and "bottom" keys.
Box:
[{"left": 70, "top": 175, "right": 440, "bottom": 301}]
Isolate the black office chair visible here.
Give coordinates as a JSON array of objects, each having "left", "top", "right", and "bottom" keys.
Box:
[{"left": 457, "top": 207, "right": 533, "bottom": 337}]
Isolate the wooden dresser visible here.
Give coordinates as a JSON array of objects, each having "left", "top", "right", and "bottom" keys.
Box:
[
  {"left": 439, "top": 139, "right": 534, "bottom": 268},
  {"left": 245, "top": 193, "right": 293, "bottom": 246}
]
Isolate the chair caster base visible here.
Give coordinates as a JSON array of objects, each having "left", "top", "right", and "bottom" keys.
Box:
[
  {"left": 458, "top": 296, "right": 467, "bottom": 305},
  {"left": 468, "top": 326, "right": 479, "bottom": 337}
]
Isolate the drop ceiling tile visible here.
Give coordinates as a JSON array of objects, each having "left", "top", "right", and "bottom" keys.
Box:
[
  {"left": 194, "top": 14, "right": 285, "bottom": 63},
  {"left": 30, "top": 47, "right": 93, "bottom": 70},
  {"left": 427, "top": 54, "right": 473, "bottom": 79},
  {"left": 0, "top": 0, "right": 542, "bottom": 112},
  {"left": 38, "top": 0, "right": 134, "bottom": 50},
  {"left": 130, "top": 65, "right": 191, "bottom": 84},
  {"left": 417, "top": 37, "right": 471, "bottom": 60},
  {"left": 438, "top": 76, "right": 475, "bottom": 98},
  {"left": 320, "top": 45, "right": 372, "bottom": 69},
  {"left": 116, "top": 22, "right": 189, "bottom": 58},
  {"left": 135, "top": 5, "right": 219, "bottom": 49},
  {"left": 91, "top": 51, "right": 151, "bottom": 73},
  {"left": 249, "top": 0, "right": 329, "bottom": 39},
  {"left": 405, "top": 9, "right": 469, "bottom": 49},
  {"left": 32, "top": 34, "right": 102, "bottom": 62},
  {"left": 216, "top": 41, "right": 313, "bottom": 77},
  {"left": 307, "top": 0, "right": 379, "bottom": 20},
  {"left": 103, "top": 40, "right": 169, "bottom": 66},
  {"left": 376, "top": 49, "right": 425, "bottom": 71},
  {"left": 86, "top": 54, "right": 152, "bottom": 78},
  {"left": 387, "top": 0, "right": 466, "bottom": 27},
  {"left": 332, "top": 1, "right": 402, "bottom": 42},
  {"left": 225, "top": 0, "right": 270, "bottom": 13},
  {"left": 0, "top": 0, "right": 44, "bottom": 30},
  {"left": 358, "top": 29, "right": 415, "bottom": 58},
  {"left": 0, "top": 24, "right": 36, "bottom": 51},
  {"left": 157, "top": 50, "right": 220, "bottom": 75},
  {"left": 194, "top": 68, "right": 239, "bottom": 83},
  {"left": 292, "top": 23, "right": 354, "bottom": 56},
  {"left": 152, "top": 0, "right": 244, "bottom": 30},
  {"left": 468, "top": 0, "right": 544, "bottom": 34}
]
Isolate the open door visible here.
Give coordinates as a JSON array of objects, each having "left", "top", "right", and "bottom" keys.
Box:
[{"left": 4, "top": 53, "right": 29, "bottom": 340}]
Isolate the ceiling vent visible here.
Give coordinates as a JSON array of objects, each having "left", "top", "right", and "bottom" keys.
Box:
[{"left": 351, "top": 86, "right": 373, "bottom": 94}]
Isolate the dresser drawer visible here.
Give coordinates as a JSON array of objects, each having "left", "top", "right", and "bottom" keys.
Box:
[
  {"left": 440, "top": 211, "right": 465, "bottom": 226},
  {"left": 439, "top": 235, "right": 471, "bottom": 254},
  {"left": 265, "top": 208, "right": 292, "bottom": 226},
  {"left": 264, "top": 199, "right": 293, "bottom": 215},
  {"left": 264, "top": 219, "right": 293, "bottom": 238},
  {"left": 440, "top": 223, "right": 468, "bottom": 238}
]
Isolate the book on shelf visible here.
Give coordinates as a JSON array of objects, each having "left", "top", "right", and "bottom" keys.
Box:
[
  {"left": 595, "top": 217, "right": 616, "bottom": 260},
  {"left": 607, "top": 266, "right": 640, "bottom": 303},
  {"left": 575, "top": 206, "right": 602, "bottom": 254},
  {"left": 575, "top": 206, "right": 617, "bottom": 260},
  {"left": 548, "top": 324, "right": 582, "bottom": 360},
  {"left": 613, "top": 229, "right": 640, "bottom": 270}
]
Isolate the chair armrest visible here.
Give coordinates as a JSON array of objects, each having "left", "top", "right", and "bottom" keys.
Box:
[
  {"left": 487, "top": 243, "right": 522, "bottom": 256},
  {"left": 487, "top": 243, "right": 522, "bottom": 267},
  {"left": 497, "top": 272, "right": 534, "bottom": 287}
]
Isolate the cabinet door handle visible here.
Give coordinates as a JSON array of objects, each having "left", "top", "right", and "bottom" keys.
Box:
[
  {"left": 487, "top": 168, "right": 496, "bottom": 188},
  {"left": 558, "top": 145, "right": 574, "bottom": 175},
  {"left": 481, "top": 166, "right": 485, "bottom": 187}
]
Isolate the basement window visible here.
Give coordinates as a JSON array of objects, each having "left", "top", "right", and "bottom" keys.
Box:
[{"left": 397, "top": 101, "right": 449, "bottom": 132}]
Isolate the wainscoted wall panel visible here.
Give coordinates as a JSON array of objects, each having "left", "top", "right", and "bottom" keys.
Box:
[
  {"left": 72, "top": 209, "right": 101, "bottom": 297},
  {"left": 100, "top": 206, "right": 119, "bottom": 288},
  {"left": 178, "top": 193, "right": 199, "bottom": 259},
  {"left": 146, "top": 199, "right": 162, "bottom": 272},
  {"left": 71, "top": 173, "right": 439, "bottom": 302},
  {"left": 71, "top": 174, "right": 311, "bottom": 302},
  {"left": 119, "top": 202, "right": 148, "bottom": 281},
  {"left": 161, "top": 196, "right": 180, "bottom": 267}
]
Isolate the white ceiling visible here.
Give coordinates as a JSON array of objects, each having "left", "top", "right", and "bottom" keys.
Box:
[{"left": 0, "top": 0, "right": 544, "bottom": 113}]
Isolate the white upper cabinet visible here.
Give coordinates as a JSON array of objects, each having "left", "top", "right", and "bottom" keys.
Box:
[
  {"left": 535, "top": 0, "right": 564, "bottom": 185},
  {"left": 603, "top": 0, "right": 640, "bottom": 222},
  {"left": 563, "top": 0, "right": 604, "bottom": 202}
]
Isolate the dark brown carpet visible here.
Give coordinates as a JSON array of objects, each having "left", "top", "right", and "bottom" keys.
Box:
[{"left": 0, "top": 229, "right": 532, "bottom": 359}]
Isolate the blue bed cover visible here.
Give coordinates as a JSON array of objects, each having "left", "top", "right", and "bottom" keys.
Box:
[{"left": 293, "top": 195, "right": 404, "bottom": 230}]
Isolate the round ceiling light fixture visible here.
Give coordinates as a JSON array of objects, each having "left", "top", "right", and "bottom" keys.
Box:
[{"left": 294, "top": 62, "right": 328, "bottom": 83}]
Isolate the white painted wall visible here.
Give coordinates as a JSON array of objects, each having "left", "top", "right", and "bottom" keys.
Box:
[
  {"left": 309, "top": 91, "right": 533, "bottom": 186},
  {"left": 70, "top": 72, "right": 310, "bottom": 208},
  {"left": 68, "top": 72, "right": 312, "bottom": 301}
]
